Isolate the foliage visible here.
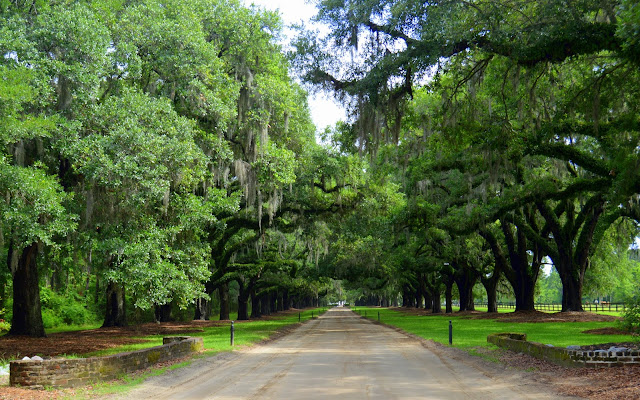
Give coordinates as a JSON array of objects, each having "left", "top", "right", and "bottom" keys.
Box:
[
  {"left": 291, "top": 0, "right": 640, "bottom": 313},
  {"left": 620, "top": 296, "right": 640, "bottom": 334},
  {"left": 3, "top": 0, "right": 640, "bottom": 336},
  {"left": 536, "top": 268, "right": 562, "bottom": 304}
]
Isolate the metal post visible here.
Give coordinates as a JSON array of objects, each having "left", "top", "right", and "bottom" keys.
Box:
[
  {"left": 312, "top": 311, "right": 314, "bottom": 319},
  {"left": 231, "top": 321, "right": 235, "bottom": 346},
  {"left": 378, "top": 311, "right": 380, "bottom": 322},
  {"left": 448, "top": 320, "right": 452, "bottom": 345},
  {"left": 298, "top": 312, "right": 301, "bottom": 322}
]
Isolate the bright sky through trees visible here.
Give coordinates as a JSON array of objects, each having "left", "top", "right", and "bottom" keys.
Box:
[{"left": 241, "top": 0, "right": 346, "bottom": 133}]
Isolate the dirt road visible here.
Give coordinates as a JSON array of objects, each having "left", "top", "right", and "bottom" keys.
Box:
[{"left": 119, "top": 308, "right": 570, "bottom": 399}]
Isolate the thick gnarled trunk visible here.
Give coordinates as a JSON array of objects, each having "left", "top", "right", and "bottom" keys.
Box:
[
  {"left": 431, "top": 290, "right": 442, "bottom": 314},
  {"left": 219, "top": 283, "right": 230, "bottom": 320},
  {"left": 484, "top": 282, "right": 498, "bottom": 313},
  {"left": 260, "top": 292, "right": 271, "bottom": 316},
  {"left": 194, "top": 297, "right": 211, "bottom": 320},
  {"left": 556, "top": 251, "right": 586, "bottom": 312},
  {"left": 9, "top": 243, "right": 46, "bottom": 337},
  {"left": 154, "top": 303, "right": 172, "bottom": 322},
  {"left": 237, "top": 282, "right": 250, "bottom": 321},
  {"left": 237, "top": 298, "right": 249, "bottom": 320},
  {"left": 251, "top": 291, "right": 261, "bottom": 318},
  {"left": 102, "top": 281, "right": 127, "bottom": 327},
  {"left": 444, "top": 277, "right": 454, "bottom": 313},
  {"left": 560, "top": 272, "right": 584, "bottom": 311},
  {"left": 454, "top": 265, "right": 477, "bottom": 312}
]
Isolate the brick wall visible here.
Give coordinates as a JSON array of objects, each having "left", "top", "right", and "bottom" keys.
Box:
[
  {"left": 488, "top": 332, "right": 640, "bottom": 367},
  {"left": 10, "top": 336, "right": 203, "bottom": 389}
]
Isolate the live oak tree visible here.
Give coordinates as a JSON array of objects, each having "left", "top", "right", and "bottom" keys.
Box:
[
  {"left": 0, "top": 9, "right": 82, "bottom": 336},
  {"left": 65, "top": 90, "right": 214, "bottom": 326}
]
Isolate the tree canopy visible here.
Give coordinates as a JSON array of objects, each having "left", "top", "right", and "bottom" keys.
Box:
[{"left": 2, "top": 0, "right": 640, "bottom": 336}]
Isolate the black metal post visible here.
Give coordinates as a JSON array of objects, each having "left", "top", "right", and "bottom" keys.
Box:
[
  {"left": 378, "top": 311, "right": 380, "bottom": 322},
  {"left": 298, "top": 312, "right": 300, "bottom": 322},
  {"left": 448, "top": 320, "right": 452, "bottom": 345},
  {"left": 231, "top": 321, "right": 235, "bottom": 346}
]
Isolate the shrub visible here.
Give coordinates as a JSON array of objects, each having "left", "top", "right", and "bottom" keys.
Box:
[
  {"left": 39, "top": 287, "right": 100, "bottom": 328},
  {"left": 42, "top": 309, "right": 63, "bottom": 329},
  {"left": 620, "top": 296, "right": 640, "bottom": 334},
  {"left": 60, "top": 303, "right": 92, "bottom": 325},
  {"left": 0, "top": 319, "right": 10, "bottom": 333}
]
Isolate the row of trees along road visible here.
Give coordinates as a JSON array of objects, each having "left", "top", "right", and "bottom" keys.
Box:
[
  {"left": 3, "top": 0, "right": 640, "bottom": 337},
  {"left": 292, "top": 0, "right": 640, "bottom": 312},
  {"left": 0, "top": 0, "right": 373, "bottom": 337}
]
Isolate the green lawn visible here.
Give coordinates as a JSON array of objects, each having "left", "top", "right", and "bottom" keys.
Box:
[
  {"left": 352, "top": 307, "right": 634, "bottom": 348},
  {"left": 83, "top": 308, "right": 325, "bottom": 358}
]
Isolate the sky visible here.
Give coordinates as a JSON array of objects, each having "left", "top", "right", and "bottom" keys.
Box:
[{"left": 241, "top": 0, "right": 346, "bottom": 132}]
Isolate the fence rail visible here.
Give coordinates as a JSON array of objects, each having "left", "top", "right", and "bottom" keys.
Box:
[{"left": 473, "top": 302, "right": 626, "bottom": 312}]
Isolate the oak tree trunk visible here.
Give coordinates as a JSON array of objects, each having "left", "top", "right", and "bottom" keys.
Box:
[
  {"left": 237, "top": 297, "right": 249, "bottom": 320},
  {"left": 454, "top": 266, "right": 477, "bottom": 312},
  {"left": 445, "top": 280, "right": 453, "bottom": 313},
  {"left": 513, "top": 272, "right": 537, "bottom": 311},
  {"left": 559, "top": 269, "right": 585, "bottom": 312},
  {"left": 154, "top": 303, "right": 172, "bottom": 322},
  {"left": 282, "top": 289, "right": 290, "bottom": 310},
  {"left": 432, "top": 290, "right": 442, "bottom": 314},
  {"left": 8, "top": 243, "right": 46, "bottom": 337},
  {"left": 277, "top": 291, "right": 284, "bottom": 312},
  {"left": 194, "top": 297, "right": 211, "bottom": 320},
  {"left": 219, "top": 283, "right": 230, "bottom": 320},
  {"left": 251, "top": 291, "right": 261, "bottom": 318},
  {"left": 260, "top": 293, "right": 271, "bottom": 316},
  {"left": 102, "top": 281, "right": 127, "bottom": 327},
  {"left": 481, "top": 271, "right": 500, "bottom": 313},
  {"left": 270, "top": 294, "right": 277, "bottom": 313}
]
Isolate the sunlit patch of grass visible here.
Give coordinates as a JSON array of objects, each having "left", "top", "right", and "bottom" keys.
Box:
[
  {"left": 46, "top": 323, "right": 103, "bottom": 334},
  {"left": 354, "top": 307, "right": 633, "bottom": 348},
  {"left": 83, "top": 338, "right": 164, "bottom": 357}
]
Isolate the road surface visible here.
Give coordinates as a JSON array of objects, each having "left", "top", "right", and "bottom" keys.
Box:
[{"left": 119, "top": 308, "right": 568, "bottom": 399}]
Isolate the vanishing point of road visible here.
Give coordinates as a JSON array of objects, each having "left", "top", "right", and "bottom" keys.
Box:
[{"left": 119, "top": 308, "right": 569, "bottom": 400}]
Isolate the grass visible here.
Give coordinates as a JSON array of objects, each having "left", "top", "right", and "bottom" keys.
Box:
[
  {"left": 46, "top": 323, "right": 103, "bottom": 334},
  {"left": 352, "top": 307, "right": 635, "bottom": 349},
  {"left": 81, "top": 308, "right": 326, "bottom": 358}
]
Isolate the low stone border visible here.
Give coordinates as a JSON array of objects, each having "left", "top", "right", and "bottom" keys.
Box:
[
  {"left": 488, "top": 332, "right": 640, "bottom": 367},
  {"left": 10, "top": 336, "right": 203, "bottom": 388}
]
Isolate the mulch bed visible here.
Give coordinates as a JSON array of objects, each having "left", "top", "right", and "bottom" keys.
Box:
[
  {"left": 0, "top": 320, "right": 228, "bottom": 360},
  {"left": 388, "top": 306, "right": 620, "bottom": 323},
  {"left": 487, "top": 344, "right": 640, "bottom": 400}
]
